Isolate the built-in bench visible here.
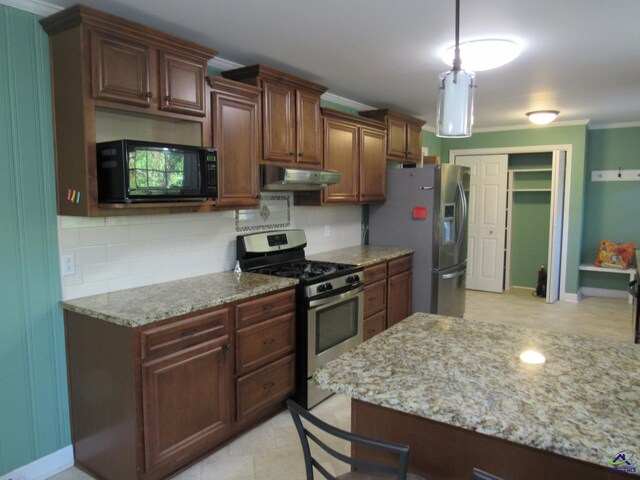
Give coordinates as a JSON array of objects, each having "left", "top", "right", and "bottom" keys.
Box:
[{"left": 579, "top": 263, "right": 635, "bottom": 303}]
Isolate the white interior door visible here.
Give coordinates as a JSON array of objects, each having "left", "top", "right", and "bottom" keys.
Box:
[
  {"left": 546, "top": 151, "right": 566, "bottom": 303},
  {"left": 455, "top": 155, "right": 508, "bottom": 293}
]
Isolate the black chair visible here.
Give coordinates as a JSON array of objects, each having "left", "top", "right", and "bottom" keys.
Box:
[{"left": 287, "top": 399, "right": 426, "bottom": 480}]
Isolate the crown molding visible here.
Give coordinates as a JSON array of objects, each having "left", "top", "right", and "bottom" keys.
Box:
[
  {"left": 473, "top": 119, "right": 590, "bottom": 133},
  {"left": 208, "top": 56, "right": 243, "bottom": 71},
  {"left": 588, "top": 121, "right": 640, "bottom": 130},
  {"left": 320, "top": 92, "right": 374, "bottom": 112},
  {"left": 0, "top": 0, "right": 61, "bottom": 16}
]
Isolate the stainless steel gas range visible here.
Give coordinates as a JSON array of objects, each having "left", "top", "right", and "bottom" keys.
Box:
[{"left": 237, "top": 229, "right": 364, "bottom": 408}]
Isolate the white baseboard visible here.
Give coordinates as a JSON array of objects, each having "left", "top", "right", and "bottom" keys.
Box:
[
  {"left": 580, "top": 287, "right": 628, "bottom": 299},
  {"left": 562, "top": 292, "right": 581, "bottom": 303},
  {"left": 0, "top": 445, "right": 73, "bottom": 480}
]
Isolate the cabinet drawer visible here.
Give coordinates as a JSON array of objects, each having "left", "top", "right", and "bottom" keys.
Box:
[
  {"left": 141, "top": 307, "right": 229, "bottom": 360},
  {"left": 364, "top": 262, "right": 387, "bottom": 285},
  {"left": 388, "top": 254, "right": 413, "bottom": 276},
  {"left": 237, "top": 313, "right": 295, "bottom": 376},
  {"left": 363, "top": 280, "right": 386, "bottom": 317},
  {"left": 363, "top": 310, "right": 386, "bottom": 341},
  {"left": 237, "top": 354, "right": 295, "bottom": 422},
  {"left": 236, "top": 289, "right": 295, "bottom": 329}
]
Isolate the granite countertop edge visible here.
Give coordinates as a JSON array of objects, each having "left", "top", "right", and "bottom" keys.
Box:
[
  {"left": 59, "top": 272, "right": 298, "bottom": 328},
  {"left": 314, "top": 313, "right": 640, "bottom": 473},
  {"left": 308, "top": 244, "right": 414, "bottom": 268}
]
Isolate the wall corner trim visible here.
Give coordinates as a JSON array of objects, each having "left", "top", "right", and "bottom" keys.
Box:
[
  {"left": 0, "top": 0, "right": 61, "bottom": 16},
  {"left": 0, "top": 445, "right": 73, "bottom": 480}
]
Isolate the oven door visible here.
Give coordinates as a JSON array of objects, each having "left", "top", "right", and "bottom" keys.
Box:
[{"left": 307, "top": 285, "right": 364, "bottom": 375}]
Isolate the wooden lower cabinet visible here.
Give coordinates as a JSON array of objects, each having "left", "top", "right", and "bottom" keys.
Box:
[
  {"left": 63, "top": 287, "right": 296, "bottom": 480},
  {"left": 362, "top": 254, "right": 413, "bottom": 338},
  {"left": 142, "top": 337, "right": 231, "bottom": 472}
]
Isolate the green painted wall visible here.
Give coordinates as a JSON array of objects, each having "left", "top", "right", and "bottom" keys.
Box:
[
  {"left": 581, "top": 126, "right": 640, "bottom": 290},
  {"left": 439, "top": 125, "right": 588, "bottom": 295},
  {"left": 0, "top": 6, "right": 70, "bottom": 474}
]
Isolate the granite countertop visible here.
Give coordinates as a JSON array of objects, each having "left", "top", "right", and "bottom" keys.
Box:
[
  {"left": 314, "top": 313, "right": 640, "bottom": 472},
  {"left": 60, "top": 272, "right": 298, "bottom": 328},
  {"left": 308, "top": 245, "right": 413, "bottom": 268}
]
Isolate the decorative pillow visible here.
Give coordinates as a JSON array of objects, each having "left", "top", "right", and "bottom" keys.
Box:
[{"left": 594, "top": 240, "right": 636, "bottom": 269}]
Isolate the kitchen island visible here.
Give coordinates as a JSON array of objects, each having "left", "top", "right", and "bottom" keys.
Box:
[{"left": 314, "top": 313, "right": 640, "bottom": 479}]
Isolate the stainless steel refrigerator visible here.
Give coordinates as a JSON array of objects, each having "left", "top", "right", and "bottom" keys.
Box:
[{"left": 369, "top": 165, "right": 470, "bottom": 317}]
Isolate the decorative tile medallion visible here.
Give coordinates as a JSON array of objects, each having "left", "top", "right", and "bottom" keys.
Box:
[{"left": 235, "top": 194, "right": 291, "bottom": 232}]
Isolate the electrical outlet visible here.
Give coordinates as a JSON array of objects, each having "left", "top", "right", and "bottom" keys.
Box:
[
  {"left": 324, "top": 225, "right": 331, "bottom": 237},
  {"left": 61, "top": 254, "right": 75, "bottom": 276}
]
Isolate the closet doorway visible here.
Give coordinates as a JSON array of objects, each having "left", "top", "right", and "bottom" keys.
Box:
[{"left": 452, "top": 146, "right": 570, "bottom": 303}]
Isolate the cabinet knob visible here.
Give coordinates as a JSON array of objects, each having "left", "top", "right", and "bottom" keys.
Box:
[
  {"left": 223, "top": 343, "right": 231, "bottom": 351},
  {"left": 144, "top": 91, "right": 153, "bottom": 99},
  {"left": 298, "top": 152, "right": 303, "bottom": 157},
  {"left": 289, "top": 152, "right": 295, "bottom": 156},
  {"left": 165, "top": 95, "right": 171, "bottom": 102}
]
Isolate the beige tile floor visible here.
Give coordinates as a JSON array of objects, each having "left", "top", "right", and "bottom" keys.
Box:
[{"left": 50, "top": 290, "right": 633, "bottom": 480}]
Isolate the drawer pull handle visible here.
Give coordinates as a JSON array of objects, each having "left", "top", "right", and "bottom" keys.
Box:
[
  {"left": 263, "top": 382, "right": 275, "bottom": 390},
  {"left": 263, "top": 338, "right": 275, "bottom": 345},
  {"left": 262, "top": 305, "right": 274, "bottom": 311},
  {"left": 367, "top": 329, "right": 376, "bottom": 334},
  {"left": 182, "top": 328, "right": 198, "bottom": 337}
]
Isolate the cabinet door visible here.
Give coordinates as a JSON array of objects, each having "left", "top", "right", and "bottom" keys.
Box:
[
  {"left": 387, "top": 270, "right": 412, "bottom": 328},
  {"left": 160, "top": 51, "right": 206, "bottom": 116},
  {"left": 323, "top": 119, "right": 359, "bottom": 203},
  {"left": 262, "top": 80, "right": 295, "bottom": 164},
  {"left": 296, "top": 90, "right": 323, "bottom": 168},
  {"left": 91, "top": 30, "right": 151, "bottom": 107},
  {"left": 406, "top": 122, "right": 423, "bottom": 162},
  {"left": 142, "top": 337, "right": 231, "bottom": 473},
  {"left": 359, "top": 127, "right": 387, "bottom": 203},
  {"left": 386, "top": 116, "right": 407, "bottom": 160},
  {"left": 212, "top": 89, "right": 259, "bottom": 207}
]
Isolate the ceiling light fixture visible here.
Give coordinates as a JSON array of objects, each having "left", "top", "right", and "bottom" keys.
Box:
[
  {"left": 436, "top": 0, "right": 476, "bottom": 138},
  {"left": 442, "top": 39, "right": 521, "bottom": 72},
  {"left": 519, "top": 350, "right": 546, "bottom": 364},
  {"left": 526, "top": 110, "right": 560, "bottom": 125}
]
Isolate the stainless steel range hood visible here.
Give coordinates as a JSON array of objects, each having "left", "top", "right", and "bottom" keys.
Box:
[{"left": 260, "top": 165, "right": 341, "bottom": 192}]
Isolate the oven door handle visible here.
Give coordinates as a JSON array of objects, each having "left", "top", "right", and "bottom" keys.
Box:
[{"left": 308, "top": 285, "right": 364, "bottom": 308}]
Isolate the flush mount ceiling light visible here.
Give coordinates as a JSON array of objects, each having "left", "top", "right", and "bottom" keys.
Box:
[
  {"left": 436, "top": 0, "right": 476, "bottom": 138},
  {"left": 441, "top": 39, "right": 521, "bottom": 72},
  {"left": 526, "top": 110, "right": 560, "bottom": 125}
]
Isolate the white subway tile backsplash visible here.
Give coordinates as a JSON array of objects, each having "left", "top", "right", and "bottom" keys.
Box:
[
  {"left": 79, "top": 226, "right": 130, "bottom": 246},
  {"left": 58, "top": 205, "right": 362, "bottom": 299},
  {"left": 82, "top": 260, "right": 131, "bottom": 282}
]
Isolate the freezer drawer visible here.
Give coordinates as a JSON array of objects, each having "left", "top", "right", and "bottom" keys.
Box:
[{"left": 433, "top": 264, "right": 466, "bottom": 317}]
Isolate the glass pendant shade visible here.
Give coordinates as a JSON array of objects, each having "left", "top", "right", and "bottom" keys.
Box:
[{"left": 436, "top": 68, "right": 476, "bottom": 137}]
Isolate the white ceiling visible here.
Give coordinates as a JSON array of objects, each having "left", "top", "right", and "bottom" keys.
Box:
[{"left": 26, "top": 0, "right": 640, "bottom": 129}]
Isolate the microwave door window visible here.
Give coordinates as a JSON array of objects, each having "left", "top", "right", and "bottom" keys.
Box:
[{"left": 128, "top": 149, "right": 201, "bottom": 197}]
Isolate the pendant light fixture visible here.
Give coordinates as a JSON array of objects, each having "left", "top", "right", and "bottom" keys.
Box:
[{"left": 436, "top": 0, "right": 476, "bottom": 138}]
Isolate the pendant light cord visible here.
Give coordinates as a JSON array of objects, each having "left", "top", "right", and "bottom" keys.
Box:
[{"left": 453, "top": 0, "right": 461, "bottom": 71}]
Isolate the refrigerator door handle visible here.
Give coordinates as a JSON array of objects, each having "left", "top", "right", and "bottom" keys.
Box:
[
  {"left": 442, "top": 269, "right": 466, "bottom": 280},
  {"left": 455, "top": 179, "right": 468, "bottom": 249}
]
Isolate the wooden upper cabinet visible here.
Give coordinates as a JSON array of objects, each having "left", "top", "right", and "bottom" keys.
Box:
[
  {"left": 90, "top": 30, "right": 208, "bottom": 117},
  {"left": 359, "top": 109, "right": 425, "bottom": 163},
  {"left": 91, "top": 30, "right": 151, "bottom": 107},
  {"left": 160, "top": 51, "right": 207, "bottom": 116},
  {"left": 209, "top": 77, "right": 260, "bottom": 208},
  {"left": 40, "top": 5, "right": 216, "bottom": 217},
  {"left": 296, "top": 90, "right": 323, "bottom": 167},
  {"left": 262, "top": 79, "right": 296, "bottom": 163},
  {"left": 222, "top": 65, "right": 327, "bottom": 168},
  {"left": 321, "top": 108, "right": 387, "bottom": 205},
  {"left": 359, "top": 127, "right": 387, "bottom": 203},
  {"left": 323, "top": 118, "right": 359, "bottom": 204}
]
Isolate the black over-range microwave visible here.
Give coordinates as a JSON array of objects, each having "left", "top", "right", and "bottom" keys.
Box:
[{"left": 97, "top": 140, "right": 217, "bottom": 203}]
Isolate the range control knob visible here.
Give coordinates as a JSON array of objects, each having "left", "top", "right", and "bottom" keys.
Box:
[
  {"left": 317, "top": 282, "right": 333, "bottom": 292},
  {"left": 346, "top": 274, "right": 361, "bottom": 284}
]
